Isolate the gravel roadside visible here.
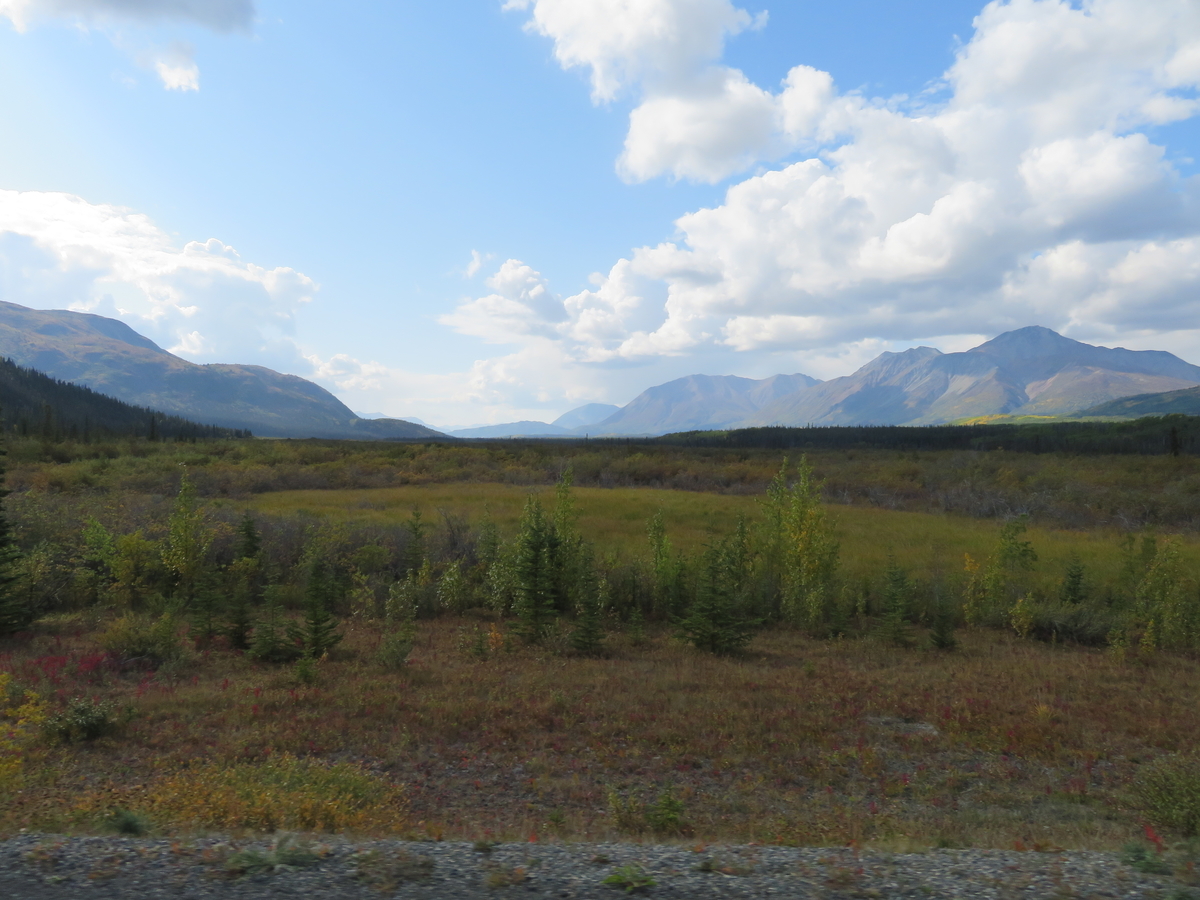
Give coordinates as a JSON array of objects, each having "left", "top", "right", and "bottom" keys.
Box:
[{"left": 0, "top": 834, "right": 1193, "bottom": 899}]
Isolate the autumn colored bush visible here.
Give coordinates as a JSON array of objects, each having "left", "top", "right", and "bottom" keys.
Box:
[{"left": 82, "top": 754, "right": 407, "bottom": 834}]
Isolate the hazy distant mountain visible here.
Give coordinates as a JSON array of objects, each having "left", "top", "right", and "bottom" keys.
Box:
[
  {"left": 355, "top": 411, "right": 437, "bottom": 428},
  {"left": 592, "top": 372, "right": 821, "bottom": 435},
  {"left": 1081, "top": 385, "right": 1200, "bottom": 418},
  {"left": 552, "top": 403, "right": 621, "bottom": 430},
  {"left": 743, "top": 327, "right": 1200, "bottom": 427},
  {"left": 450, "top": 421, "right": 572, "bottom": 438},
  {"left": 0, "top": 301, "right": 445, "bottom": 440}
]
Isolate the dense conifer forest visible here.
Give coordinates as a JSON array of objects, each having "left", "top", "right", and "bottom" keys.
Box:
[{"left": 0, "top": 357, "right": 250, "bottom": 442}]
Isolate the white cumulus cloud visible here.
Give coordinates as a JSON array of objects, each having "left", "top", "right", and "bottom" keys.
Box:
[
  {"left": 0, "top": 188, "right": 316, "bottom": 369},
  {"left": 465, "top": 0, "right": 1200, "bottom": 387}
]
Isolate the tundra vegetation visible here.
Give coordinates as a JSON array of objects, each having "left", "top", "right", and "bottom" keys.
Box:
[{"left": 0, "top": 431, "right": 1199, "bottom": 867}]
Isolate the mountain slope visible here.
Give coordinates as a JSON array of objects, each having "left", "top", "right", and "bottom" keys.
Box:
[
  {"left": 593, "top": 372, "right": 821, "bottom": 436},
  {"left": 1081, "top": 385, "right": 1200, "bottom": 417},
  {"left": 552, "top": 403, "right": 621, "bottom": 430},
  {"left": 0, "top": 301, "right": 444, "bottom": 440},
  {"left": 745, "top": 327, "right": 1200, "bottom": 427},
  {"left": 0, "top": 356, "right": 247, "bottom": 440}
]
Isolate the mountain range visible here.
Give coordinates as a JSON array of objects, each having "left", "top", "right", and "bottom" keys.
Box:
[
  {"left": 3, "top": 300, "right": 1199, "bottom": 439},
  {"left": 743, "top": 327, "right": 1200, "bottom": 427},
  {"left": 0, "top": 301, "right": 443, "bottom": 440},
  {"left": 525, "top": 327, "right": 1200, "bottom": 436}
]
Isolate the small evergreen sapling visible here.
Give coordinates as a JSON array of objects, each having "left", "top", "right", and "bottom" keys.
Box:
[
  {"left": 248, "top": 586, "right": 303, "bottom": 663},
  {"left": 678, "top": 539, "right": 759, "bottom": 655},
  {"left": 928, "top": 596, "right": 958, "bottom": 650},
  {"left": 513, "top": 496, "right": 560, "bottom": 644},
  {"left": 570, "top": 574, "right": 607, "bottom": 656},
  {"left": 1059, "top": 556, "right": 1087, "bottom": 605},
  {"left": 873, "top": 558, "right": 914, "bottom": 647},
  {"left": 302, "top": 559, "right": 343, "bottom": 659},
  {"left": 224, "top": 575, "right": 254, "bottom": 651},
  {"left": 188, "top": 569, "right": 222, "bottom": 647}
]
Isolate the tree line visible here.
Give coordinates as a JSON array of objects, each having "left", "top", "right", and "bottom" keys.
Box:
[{"left": 664, "top": 416, "right": 1200, "bottom": 456}]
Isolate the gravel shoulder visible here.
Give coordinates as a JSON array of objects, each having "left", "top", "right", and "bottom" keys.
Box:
[{"left": 0, "top": 833, "right": 1193, "bottom": 899}]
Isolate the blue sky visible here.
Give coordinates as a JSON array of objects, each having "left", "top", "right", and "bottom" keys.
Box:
[{"left": 2, "top": 0, "right": 1200, "bottom": 428}]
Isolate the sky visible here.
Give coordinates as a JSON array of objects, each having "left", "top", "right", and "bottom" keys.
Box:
[{"left": 1, "top": 0, "right": 1200, "bottom": 430}]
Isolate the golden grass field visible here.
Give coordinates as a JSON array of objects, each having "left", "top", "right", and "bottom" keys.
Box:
[{"left": 230, "top": 484, "right": 1200, "bottom": 591}]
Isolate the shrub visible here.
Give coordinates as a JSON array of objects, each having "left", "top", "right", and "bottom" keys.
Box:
[
  {"left": 43, "top": 696, "right": 121, "bottom": 744},
  {"left": 602, "top": 864, "right": 656, "bottom": 893},
  {"left": 607, "top": 787, "right": 687, "bottom": 835},
  {"left": 90, "top": 753, "right": 407, "bottom": 833},
  {"left": 1027, "top": 602, "right": 1115, "bottom": 646},
  {"left": 767, "top": 459, "right": 839, "bottom": 631},
  {"left": 1121, "top": 843, "right": 1171, "bottom": 875},
  {"left": 1134, "top": 755, "right": 1200, "bottom": 837},
  {"left": 377, "top": 631, "right": 414, "bottom": 668},
  {"left": 227, "top": 836, "right": 321, "bottom": 875},
  {"left": 99, "top": 613, "right": 184, "bottom": 667},
  {"left": 105, "top": 808, "right": 150, "bottom": 836},
  {"left": 644, "top": 788, "right": 686, "bottom": 835},
  {"left": 0, "top": 672, "right": 45, "bottom": 789}
]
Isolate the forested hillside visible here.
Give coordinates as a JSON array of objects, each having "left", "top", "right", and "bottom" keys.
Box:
[{"left": 0, "top": 357, "right": 249, "bottom": 441}]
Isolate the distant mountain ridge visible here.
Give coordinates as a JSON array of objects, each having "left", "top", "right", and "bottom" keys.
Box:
[
  {"left": 0, "top": 301, "right": 445, "bottom": 440},
  {"left": 742, "top": 327, "right": 1200, "bottom": 427},
  {"left": 591, "top": 372, "right": 821, "bottom": 435},
  {"left": 450, "top": 421, "right": 574, "bottom": 438}
]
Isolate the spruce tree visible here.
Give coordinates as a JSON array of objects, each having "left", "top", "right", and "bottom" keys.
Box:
[
  {"left": 513, "top": 496, "right": 560, "bottom": 643},
  {"left": 678, "top": 540, "right": 759, "bottom": 655},
  {"left": 248, "top": 586, "right": 303, "bottom": 663},
  {"left": 189, "top": 569, "right": 222, "bottom": 646},
  {"left": 224, "top": 575, "right": 254, "bottom": 650},
  {"left": 301, "top": 558, "right": 343, "bottom": 658},
  {"left": 404, "top": 507, "right": 427, "bottom": 576},
  {"left": 1059, "top": 557, "right": 1087, "bottom": 605},
  {"left": 927, "top": 595, "right": 958, "bottom": 650},
  {"left": 235, "top": 514, "right": 262, "bottom": 562},
  {"left": 570, "top": 572, "right": 607, "bottom": 656},
  {"left": 0, "top": 443, "right": 30, "bottom": 636},
  {"left": 874, "top": 558, "right": 914, "bottom": 647}
]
